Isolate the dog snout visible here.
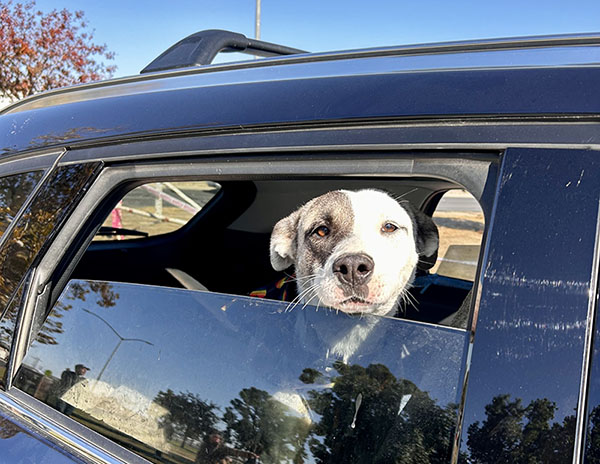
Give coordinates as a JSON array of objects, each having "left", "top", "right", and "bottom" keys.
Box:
[{"left": 333, "top": 253, "right": 374, "bottom": 287}]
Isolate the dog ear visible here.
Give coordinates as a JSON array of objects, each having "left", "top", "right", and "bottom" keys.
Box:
[
  {"left": 408, "top": 206, "right": 439, "bottom": 271},
  {"left": 270, "top": 209, "right": 301, "bottom": 271}
]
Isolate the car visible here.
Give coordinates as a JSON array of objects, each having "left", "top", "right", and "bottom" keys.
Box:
[{"left": 0, "top": 29, "right": 599, "bottom": 463}]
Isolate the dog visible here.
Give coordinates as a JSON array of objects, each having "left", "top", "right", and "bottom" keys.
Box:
[{"left": 269, "top": 189, "right": 439, "bottom": 318}]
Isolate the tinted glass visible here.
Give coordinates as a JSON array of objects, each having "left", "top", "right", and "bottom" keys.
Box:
[
  {"left": 17, "top": 280, "right": 468, "bottom": 463},
  {"left": 0, "top": 281, "right": 25, "bottom": 387},
  {"left": 0, "top": 164, "right": 100, "bottom": 314},
  {"left": 0, "top": 171, "right": 43, "bottom": 238},
  {"left": 95, "top": 181, "right": 221, "bottom": 241}
]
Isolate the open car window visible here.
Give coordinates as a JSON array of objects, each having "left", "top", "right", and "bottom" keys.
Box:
[
  {"left": 95, "top": 181, "right": 221, "bottom": 240},
  {"left": 432, "top": 189, "right": 484, "bottom": 282},
  {"left": 16, "top": 280, "right": 467, "bottom": 464},
  {"left": 76, "top": 178, "right": 485, "bottom": 331}
]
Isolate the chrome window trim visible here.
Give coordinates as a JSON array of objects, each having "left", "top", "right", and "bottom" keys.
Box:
[
  {"left": 4, "top": 271, "right": 33, "bottom": 390},
  {"left": 450, "top": 153, "right": 502, "bottom": 463},
  {"left": 0, "top": 149, "right": 63, "bottom": 177},
  {"left": 0, "top": 388, "right": 150, "bottom": 463},
  {"left": 5, "top": 269, "right": 39, "bottom": 390}
]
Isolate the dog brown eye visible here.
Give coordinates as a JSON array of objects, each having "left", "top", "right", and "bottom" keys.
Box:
[
  {"left": 382, "top": 222, "right": 398, "bottom": 233},
  {"left": 314, "top": 226, "right": 330, "bottom": 237}
]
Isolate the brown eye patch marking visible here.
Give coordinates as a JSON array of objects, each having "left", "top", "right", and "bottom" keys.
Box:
[{"left": 298, "top": 191, "right": 354, "bottom": 269}]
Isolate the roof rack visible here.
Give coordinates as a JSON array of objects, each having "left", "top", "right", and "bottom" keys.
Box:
[{"left": 141, "top": 29, "right": 307, "bottom": 74}]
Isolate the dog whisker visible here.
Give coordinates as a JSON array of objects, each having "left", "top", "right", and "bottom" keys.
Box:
[
  {"left": 301, "top": 291, "right": 319, "bottom": 310},
  {"left": 392, "top": 188, "right": 418, "bottom": 202},
  {"left": 397, "top": 287, "right": 418, "bottom": 314},
  {"left": 406, "top": 292, "right": 418, "bottom": 308},
  {"left": 285, "top": 292, "right": 306, "bottom": 313},
  {"left": 285, "top": 282, "right": 320, "bottom": 312}
]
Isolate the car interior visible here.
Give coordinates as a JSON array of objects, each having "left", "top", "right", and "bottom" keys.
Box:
[{"left": 70, "top": 177, "right": 482, "bottom": 329}]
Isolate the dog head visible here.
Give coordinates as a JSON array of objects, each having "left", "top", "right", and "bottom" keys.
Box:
[{"left": 270, "top": 189, "right": 439, "bottom": 316}]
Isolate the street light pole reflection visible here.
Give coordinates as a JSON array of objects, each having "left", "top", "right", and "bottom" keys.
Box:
[{"left": 82, "top": 309, "right": 153, "bottom": 382}]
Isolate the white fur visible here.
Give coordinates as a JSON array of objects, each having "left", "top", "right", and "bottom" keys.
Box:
[
  {"left": 299, "top": 190, "right": 419, "bottom": 317},
  {"left": 269, "top": 189, "right": 437, "bottom": 366}
]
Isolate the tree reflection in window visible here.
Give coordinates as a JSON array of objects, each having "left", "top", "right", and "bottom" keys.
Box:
[
  {"left": 152, "top": 364, "right": 456, "bottom": 464},
  {"left": 0, "top": 163, "right": 100, "bottom": 314},
  {"left": 155, "top": 390, "right": 219, "bottom": 451},
  {"left": 223, "top": 386, "right": 311, "bottom": 463},
  {"left": 304, "top": 361, "right": 456, "bottom": 463},
  {"left": 466, "top": 394, "right": 577, "bottom": 463},
  {"left": 16, "top": 281, "right": 468, "bottom": 463},
  {"left": 0, "top": 171, "right": 43, "bottom": 238}
]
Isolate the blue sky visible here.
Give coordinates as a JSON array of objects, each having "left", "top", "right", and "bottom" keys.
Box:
[{"left": 34, "top": 0, "right": 600, "bottom": 78}]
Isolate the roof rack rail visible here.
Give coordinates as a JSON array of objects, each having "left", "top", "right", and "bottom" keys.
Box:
[{"left": 141, "top": 29, "right": 307, "bottom": 74}]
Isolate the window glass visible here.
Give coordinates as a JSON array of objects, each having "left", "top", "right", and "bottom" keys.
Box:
[
  {"left": 0, "top": 164, "right": 100, "bottom": 314},
  {"left": 0, "top": 171, "right": 43, "bottom": 238},
  {"left": 0, "top": 171, "right": 43, "bottom": 383},
  {"left": 431, "top": 189, "right": 484, "bottom": 282},
  {"left": 0, "top": 281, "right": 25, "bottom": 387},
  {"left": 16, "top": 280, "right": 468, "bottom": 463},
  {"left": 95, "top": 181, "right": 220, "bottom": 240},
  {"left": 0, "top": 165, "right": 99, "bottom": 384}
]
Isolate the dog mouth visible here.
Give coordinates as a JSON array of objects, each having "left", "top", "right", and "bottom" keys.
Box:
[
  {"left": 336, "top": 296, "right": 376, "bottom": 312},
  {"left": 341, "top": 296, "right": 371, "bottom": 305}
]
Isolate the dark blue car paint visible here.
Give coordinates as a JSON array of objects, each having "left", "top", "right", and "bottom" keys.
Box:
[
  {"left": 3, "top": 67, "right": 600, "bottom": 155},
  {"left": 0, "top": 411, "right": 84, "bottom": 463},
  {"left": 461, "top": 148, "right": 600, "bottom": 460}
]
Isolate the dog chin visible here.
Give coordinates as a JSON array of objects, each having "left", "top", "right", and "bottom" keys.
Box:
[
  {"left": 297, "top": 278, "right": 399, "bottom": 316},
  {"left": 324, "top": 296, "right": 396, "bottom": 316},
  {"left": 336, "top": 297, "right": 376, "bottom": 314}
]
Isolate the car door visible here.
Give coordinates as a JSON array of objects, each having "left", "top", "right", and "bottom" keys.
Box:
[{"left": 0, "top": 137, "right": 497, "bottom": 463}]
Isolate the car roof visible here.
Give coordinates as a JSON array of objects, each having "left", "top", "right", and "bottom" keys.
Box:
[{"left": 2, "top": 33, "right": 600, "bottom": 156}]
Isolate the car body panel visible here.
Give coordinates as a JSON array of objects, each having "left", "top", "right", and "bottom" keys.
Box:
[
  {"left": 5, "top": 38, "right": 600, "bottom": 115},
  {"left": 3, "top": 66, "right": 600, "bottom": 156},
  {"left": 0, "top": 411, "right": 84, "bottom": 464},
  {"left": 461, "top": 147, "right": 600, "bottom": 460}
]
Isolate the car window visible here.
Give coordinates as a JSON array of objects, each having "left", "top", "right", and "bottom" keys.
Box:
[
  {"left": 76, "top": 180, "right": 483, "bottom": 330},
  {"left": 0, "top": 281, "right": 25, "bottom": 386},
  {"left": 94, "top": 181, "right": 221, "bottom": 240},
  {"left": 16, "top": 280, "right": 468, "bottom": 463},
  {"left": 0, "top": 164, "right": 100, "bottom": 387},
  {"left": 0, "top": 171, "right": 43, "bottom": 238},
  {"left": 431, "top": 189, "right": 484, "bottom": 282},
  {"left": 0, "top": 171, "right": 43, "bottom": 378}
]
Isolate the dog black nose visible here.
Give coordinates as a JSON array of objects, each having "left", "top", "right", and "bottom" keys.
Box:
[{"left": 333, "top": 253, "right": 374, "bottom": 287}]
